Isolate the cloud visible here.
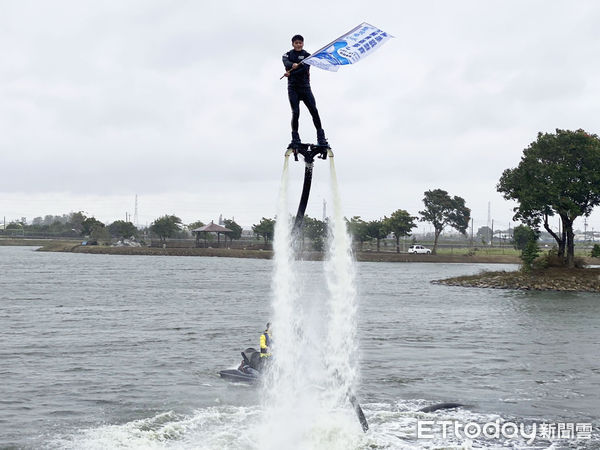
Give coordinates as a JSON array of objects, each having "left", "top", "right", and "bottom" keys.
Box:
[{"left": 2, "top": 0, "right": 600, "bottom": 232}]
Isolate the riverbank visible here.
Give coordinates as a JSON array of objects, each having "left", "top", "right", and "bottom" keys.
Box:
[
  {"left": 434, "top": 267, "right": 600, "bottom": 292},
  {"left": 29, "top": 240, "right": 523, "bottom": 264}
]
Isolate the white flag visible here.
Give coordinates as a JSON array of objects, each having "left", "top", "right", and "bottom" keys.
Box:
[{"left": 303, "top": 23, "right": 393, "bottom": 72}]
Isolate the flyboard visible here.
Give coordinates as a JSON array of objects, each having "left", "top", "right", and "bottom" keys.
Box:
[{"left": 285, "top": 143, "right": 369, "bottom": 433}]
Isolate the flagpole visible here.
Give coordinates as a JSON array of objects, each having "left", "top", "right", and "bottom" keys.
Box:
[{"left": 280, "top": 22, "right": 367, "bottom": 79}]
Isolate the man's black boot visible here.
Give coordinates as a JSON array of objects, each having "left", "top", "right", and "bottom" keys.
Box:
[
  {"left": 289, "top": 131, "right": 301, "bottom": 148},
  {"left": 316, "top": 129, "right": 329, "bottom": 147}
]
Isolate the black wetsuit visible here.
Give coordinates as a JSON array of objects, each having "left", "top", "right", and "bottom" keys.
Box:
[{"left": 282, "top": 49, "right": 323, "bottom": 133}]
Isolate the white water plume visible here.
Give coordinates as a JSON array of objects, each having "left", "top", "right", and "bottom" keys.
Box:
[
  {"left": 259, "top": 155, "right": 322, "bottom": 448},
  {"left": 323, "top": 157, "right": 359, "bottom": 408},
  {"left": 264, "top": 154, "right": 297, "bottom": 400},
  {"left": 259, "top": 154, "right": 362, "bottom": 449}
]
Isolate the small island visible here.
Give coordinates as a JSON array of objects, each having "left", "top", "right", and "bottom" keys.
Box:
[{"left": 433, "top": 267, "right": 600, "bottom": 293}]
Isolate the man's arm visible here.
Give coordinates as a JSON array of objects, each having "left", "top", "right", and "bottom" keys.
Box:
[
  {"left": 282, "top": 51, "right": 293, "bottom": 70},
  {"left": 281, "top": 51, "right": 300, "bottom": 78},
  {"left": 281, "top": 51, "right": 306, "bottom": 79}
]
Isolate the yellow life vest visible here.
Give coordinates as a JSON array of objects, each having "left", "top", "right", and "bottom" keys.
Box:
[{"left": 260, "top": 331, "right": 272, "bottom": 357}]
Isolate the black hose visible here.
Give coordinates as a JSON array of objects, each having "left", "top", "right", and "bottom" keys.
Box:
[{"left": 293, "top": 162, "right": 314, "bottom": 233}]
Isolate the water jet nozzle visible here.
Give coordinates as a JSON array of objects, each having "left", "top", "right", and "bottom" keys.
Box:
[{"left": 287, "top": 143, "right": 330, "bottom": 164}]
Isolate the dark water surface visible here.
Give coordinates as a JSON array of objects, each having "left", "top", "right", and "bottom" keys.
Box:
[{"left": 1, "top": 246, "right": 598, "bottom": 449}]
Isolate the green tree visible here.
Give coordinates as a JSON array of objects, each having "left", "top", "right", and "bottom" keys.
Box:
[
  {"left": 366, "top": 219, "right": 387, "bottom": 252},
  {"left": 90, "top": 225, "right": 112, "bottom": 244},
  {"left": 50, "top": 220, "right": 69, "bottom": 234},
  {"left": 419, "top": 189, "right": 470, "bottom": 255},
  {"left": 252, "top": 217, "right": 275, "bottom": 244},
  {"left": 150, "top": 215, "right": 183, "bottom": 243},
  {"left": 222, "top": 218, "right": 243, "bottom": 244},
  {"left": 497, "top": 129, "right": 600, "bottom": 268},
  {"left": 512, "top": 224, "right": 537, "bottom": 251},
  {"left": 108, "top": 220, "right": 138, "bottom": 239},
  {"left": 68, "top": 211, "right": 87, "bottom": 234},
  {"left": 303, "top": 216, "right": 327, "bottom": 251},
  {"left": 591, "top": 244, "right": 600, "bottom": 258},
  {"left": 188, "top": 220, "right": 205, "bottom": 231},
  {"left": 383, "top": 209, "right": 417, "bottom": 253},
  {"left": 188, "top": 221, "right": 209, "bottom": 241},
  {"left": 190, "top": 221, "right": 219, "bottom": 245},
  {"left": 6, "top": 221, "right": 23, "bottom": 230},
  {"left": 81, "top": 217, "right": 105, "bottom": 236},
  {"left": 346, "top": 216, "right": 369, "bottom": 251}
]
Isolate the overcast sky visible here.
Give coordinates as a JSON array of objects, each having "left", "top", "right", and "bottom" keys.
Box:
[{"left": 2, "top": 0, "right": 600, "bottom": 234}]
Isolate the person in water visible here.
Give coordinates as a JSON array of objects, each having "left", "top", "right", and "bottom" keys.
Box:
[
  {"left": 260, "top": 322, "right": 272, "bottom": 357},
  {"left": 282, "top": 34, "right": 329, "bottom": 148}
]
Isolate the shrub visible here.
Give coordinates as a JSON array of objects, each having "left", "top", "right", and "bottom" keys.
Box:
[
  {"left": 534, "top": 247, "right": 587, "bottom": 269},
  {"left": 534, "top": 247, "right": 562, "bottom": 269},
  {"left": 591, "top": 244, "right": 600, "bottom": 258},
  {"left": 521, "top": 240, "right": 540, "bottom": 272}
]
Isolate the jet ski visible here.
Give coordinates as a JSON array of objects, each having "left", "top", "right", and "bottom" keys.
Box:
[
  {"left": 219, "top": 347, "right": 264, "bottom": 383},
  {"left": 219, "top": 347, "right": 369, "bottom": 432}
]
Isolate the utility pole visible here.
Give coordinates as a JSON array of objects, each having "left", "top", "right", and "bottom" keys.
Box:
[
  {"left": 470, "top": 218, "right": 474, "bottom": 247},
  {"left": 322, "top": 199, "right": 327, "bottom": 221},
  {"left": 487, "top": 201, "right": 491, "bottom": 245},
  {"left": 134, "top": 194, "right": 139, "bottom": 228}
]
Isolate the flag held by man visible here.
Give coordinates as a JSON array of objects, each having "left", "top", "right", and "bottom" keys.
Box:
[{"left": 303, "top": 22, "right": 393, "bottom": 72}]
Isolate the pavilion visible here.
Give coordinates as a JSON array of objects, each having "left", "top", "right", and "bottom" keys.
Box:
[{"left": 192, "top": 221, "right": 233, "bottom": 248}]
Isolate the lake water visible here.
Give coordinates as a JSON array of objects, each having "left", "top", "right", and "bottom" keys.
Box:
[{"left": 1, "top": 246, "right": 599, "bottom": 449}]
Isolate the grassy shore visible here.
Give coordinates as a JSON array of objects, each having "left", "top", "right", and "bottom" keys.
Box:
[
  {"left": 0, "top": 238, "right": 80, "bottom": 248},
  {"left": 9, "top": 238, "right": 598, "bottom": 265},
  {"left": 24, "top": 240, "right": 523, "bottom": 263}
]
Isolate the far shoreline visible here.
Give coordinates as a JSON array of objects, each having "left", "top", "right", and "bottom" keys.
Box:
[
  {"left": 5, "top": 239, "right": 599, "bottom": 292},
  {"left": 1, "top": 238, "right": 524, "bottom": 264}
]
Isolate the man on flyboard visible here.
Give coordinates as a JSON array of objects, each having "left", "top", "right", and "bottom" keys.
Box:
[{"left": 282, "top": 34, "right": 329, "bottom": 149}]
